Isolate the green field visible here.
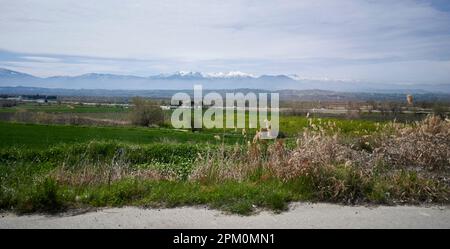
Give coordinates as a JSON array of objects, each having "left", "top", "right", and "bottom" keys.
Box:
[
  {"left": 0, "top": 101, "right": 387, "bottom": 148},
  {"left": 0, "top": 122, "right": 246, "bottom": 149},
  {"left": 0, "top": 114, "right": 386, "bottom": 149},
  {"left": 1, "top": 102, "right": 389, "bottom": 140}
]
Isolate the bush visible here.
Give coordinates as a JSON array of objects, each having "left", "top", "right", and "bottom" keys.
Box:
[
  {"left": 129, "top": 97, "right": 165, "bottom": 126},
  {"left": 16, "top": 177, "right": 64, "bottom": 213}
]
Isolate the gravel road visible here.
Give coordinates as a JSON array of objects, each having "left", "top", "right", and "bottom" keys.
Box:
[{"left": 1, "top": 203, "right": 449, "bottom": 229}]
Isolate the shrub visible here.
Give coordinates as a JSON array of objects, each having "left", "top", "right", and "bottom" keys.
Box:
[
  {"left": 129, "top": 97, "right": 165, "bottom": 126},
  {"left": 376, "top": 115, "right": 450, "bottom": 171},
  {"left": 16, "top": 177, "right": 64, "bottom": 213}
]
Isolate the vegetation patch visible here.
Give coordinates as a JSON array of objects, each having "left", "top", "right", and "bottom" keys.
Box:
[{"left": 1, "top": 116, "right": 448, "bottom": 215}]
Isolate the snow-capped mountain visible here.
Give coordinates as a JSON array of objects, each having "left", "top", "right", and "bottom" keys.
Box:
[
  {"left": 0, "top": 68, "right": 449, "bottom": 92},
  {"left": 203, "top": 71, "right": 256, "bottom": 79},
  {"left": 152, "top": 71, "right": 204, "bottom": 80},
  {"left": 151, "top": 71, "right": 255, "bottom": 80}
]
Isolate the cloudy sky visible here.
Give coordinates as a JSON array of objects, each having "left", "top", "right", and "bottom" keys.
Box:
[{"left": 0, "top": 0, "right": 450, "bottom": 84}]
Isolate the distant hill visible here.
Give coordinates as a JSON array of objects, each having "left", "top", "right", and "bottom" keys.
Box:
[
  {"left": 0, "top": 68, "right": 39, "bottom": 83},
  {"left": 1, "top": 86, "right": 450, "bottom": 103},
  {"left": 0, "top": 68, "right": 449, "bottom": 93}
]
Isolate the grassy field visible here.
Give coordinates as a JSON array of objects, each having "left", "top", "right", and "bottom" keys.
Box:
[
  {"left": 0, "top": 122, "right": 246, "bottom": 149},
  {"left": 0, "top": 115, "right": 385, "bottom": 149},
  {"left": 0, "top": 102, "right": 448, "bottom": 215},
  {"left": 0, "top": 102, "right": 389, "bottom": 149}
]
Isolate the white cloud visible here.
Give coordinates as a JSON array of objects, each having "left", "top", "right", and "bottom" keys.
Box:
[{"left": 21, "top": 56, "right": 61, "bottom": 63}]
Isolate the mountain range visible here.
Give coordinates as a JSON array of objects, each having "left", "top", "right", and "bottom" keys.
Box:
[{"left": 0, "top": 68, "right": 449, "bottom": 93}]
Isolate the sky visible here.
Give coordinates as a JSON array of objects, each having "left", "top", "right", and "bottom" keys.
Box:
[{"left": 0, "top": 0, "right": 450, "bottom": 84}]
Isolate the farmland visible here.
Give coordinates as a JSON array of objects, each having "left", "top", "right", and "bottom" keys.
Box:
[
  {"left": 0, "top": 122, "right": 239, "bottom": 149},
  {"left": 0, "top": 100, "right": 449, "bottom": 214}
]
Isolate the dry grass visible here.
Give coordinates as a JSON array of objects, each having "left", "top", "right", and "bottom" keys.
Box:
[
  {"left": 190, "top": 124, "right": 373, "bottom": 183},
  {"left": 376, "top": 115, "right": 450, "bottom": 171},
  {"left": 189, "top": 115, "right": 449, "bottom": 203},
  {"left": 267, "top": 132, "right": 374, "bottom": 181},
  {"left": 190, "top": 143, "right": 262, "bottom": 182},
  {"left": 51, "top": 159, "right": 176, "bottom": 186}
]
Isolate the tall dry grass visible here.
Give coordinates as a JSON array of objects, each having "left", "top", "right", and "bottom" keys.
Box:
[
  {"left": 51, "top": 157, "right": 176, "bottom": 186},
  {"left": 376, "top": 115, "right": 450, "bottom": 171},
  {"left": 190, "top": 143, "right": 263, "bottom": 182},
  {"left": 190, "top": 115, "right": 449, "bottom": 184},
  {"left": 187, "top": 115, "right": 449, "bottom": 203}
]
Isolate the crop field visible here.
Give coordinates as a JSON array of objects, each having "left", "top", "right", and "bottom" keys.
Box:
[
  {"left": 0, "top": 101, "right": 449, "bottom": 215},
  {"left": 0, "top": 122, "right": 242, "bottom": 149}
]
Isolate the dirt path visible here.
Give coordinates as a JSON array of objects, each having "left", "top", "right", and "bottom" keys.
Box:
[{"left": 1, "top": 203, "right": 449, "bottom": 229}]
